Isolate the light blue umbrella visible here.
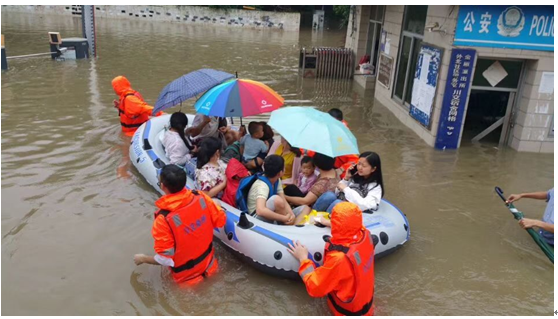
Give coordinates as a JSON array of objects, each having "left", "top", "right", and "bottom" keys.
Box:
[{"left": 268, "top": 107, "right": 359, "bottom": 157}]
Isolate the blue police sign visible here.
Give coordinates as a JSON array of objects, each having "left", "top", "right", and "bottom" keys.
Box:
[
  {"left": 435, "top": 48, "right": 476, "bottom": 150},
  {"left": 455, "top": 5, "right": 553, "bottom": 52}
]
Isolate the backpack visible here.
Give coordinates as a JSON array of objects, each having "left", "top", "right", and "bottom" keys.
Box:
[
  {"left": 235, "top": 173, "right": 279, "bottom": 213},
  {"left": 222, "top": 141, "right": 241, "bottom": 163},
  {"left": 221, "top": 158, "right": 250, "bottom": 207}
]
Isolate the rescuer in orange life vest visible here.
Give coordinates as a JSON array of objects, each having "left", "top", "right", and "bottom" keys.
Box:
[
  {"left": 112, "top": 76, "right": 163, "bottom": 136},
  {"left": 133, "top": 164, "right": 227, "bottom": 285},
  {"left": 287, "top": 202, "right": 375, "bottom": 316}
]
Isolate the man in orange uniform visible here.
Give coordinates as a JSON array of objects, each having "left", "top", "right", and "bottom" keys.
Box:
[
  {"left": 134, "top": 164, "right": 227, "bottom": 285},
  {"left": 288, "top": 202, "right": 375, "bottom": 316},
  {"left": 112, "top": 75, "right": 162, "bottom": 136}
]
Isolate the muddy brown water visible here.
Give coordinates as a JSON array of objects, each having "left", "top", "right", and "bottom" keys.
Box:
[{"left": 1, "top": 12, "right": 553, "bottom": 315}]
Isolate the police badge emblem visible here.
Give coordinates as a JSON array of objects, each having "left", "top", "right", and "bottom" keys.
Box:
[{"left": 497, "top": 6, "right": 525, "bottom": 37}]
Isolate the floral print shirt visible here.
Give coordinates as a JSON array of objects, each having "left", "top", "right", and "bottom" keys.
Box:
[{"left": 195, "top": 160, "right": 227, "bottom": 197}]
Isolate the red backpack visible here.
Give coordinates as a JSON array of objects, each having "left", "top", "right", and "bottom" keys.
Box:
[{"left": 221, "top": 158, "right": 250, "bottom": 207}]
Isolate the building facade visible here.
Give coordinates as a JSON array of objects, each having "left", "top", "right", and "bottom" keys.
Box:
[{"left": 346, "top": 5, "right": 554, "bottom": 153}]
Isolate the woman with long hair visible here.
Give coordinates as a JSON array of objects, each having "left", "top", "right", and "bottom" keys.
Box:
[
  {"left": 162, "top": 112, "right": 194, "bottom": 165},
  {"left": 195, "top": 137, "right": 227, "bottom": 198},
  {"left": 268, "top": 136, "right": 302, "bottom": 186},
  {"left": 313, "top": 151, "right": 384, "bottom": 214}
]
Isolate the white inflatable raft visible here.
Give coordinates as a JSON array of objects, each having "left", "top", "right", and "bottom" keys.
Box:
[{"left": 130, "top": 114, "right": 410, "bottom": 279}]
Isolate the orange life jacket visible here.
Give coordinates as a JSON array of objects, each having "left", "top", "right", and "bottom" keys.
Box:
[
  {"left": 118, "top": 92, "right": 150, "bottom": 136},
  {"left": 336, "top": 154, "right": 359, "bottom": 179},
  {"left": 325, "top": 229, "right": 375, "bottom": 316},
  {"left": 155, "top": 191, "right": 217, "bottom": 283},
  {"left": 298, "top": 150, "right": 358, "bottom": 178}
]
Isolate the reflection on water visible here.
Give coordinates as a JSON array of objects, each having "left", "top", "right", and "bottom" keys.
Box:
[{"left": 1, "top": 11, "right": 553, "bottom": 316}]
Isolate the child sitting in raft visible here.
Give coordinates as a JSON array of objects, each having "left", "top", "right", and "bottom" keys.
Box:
[
  {"left": 240, "top": 155, "right": 310, "bottom": 225},
  {"left": 195, "top": 137, "right": 227, "bottom": 198},
  {"left": 284, "top": 152, "right": 340, "bottom": 209},
  {"left": 268, "top": 137, "right": 302, "bottom": 187},
  {"left": 162, "top": 112, "right": 195, "bottom": 166},
  {"left": 313, "top": 151, "right": 383, "bottom": 214},
  {"left": 284, "top": 156, "right": 317, "bottom": 197},
  {"left": 240, "top": 122, "right": 269, "bottom": 171},
  {"left": 222, "top": 130, "right": 242, "bottom": 163}
]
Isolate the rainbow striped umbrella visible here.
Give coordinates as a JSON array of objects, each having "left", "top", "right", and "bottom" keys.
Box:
[{"left": 194, "top": 79, "right": 284, "bottom": 117}]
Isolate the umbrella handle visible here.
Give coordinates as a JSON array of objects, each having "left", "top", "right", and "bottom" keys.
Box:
[{"left": 495, "top": 187, "right": 506, "bottom": 202}]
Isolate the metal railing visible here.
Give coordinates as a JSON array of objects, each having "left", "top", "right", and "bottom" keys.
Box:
[{"left": 300, "top": 47, "right": 354, "bottom": 79}]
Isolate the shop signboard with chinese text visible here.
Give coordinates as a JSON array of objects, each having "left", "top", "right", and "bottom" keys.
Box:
[
  {"left": 409, "top": 44, "right": 442, "bottom": 127},
  {"left": 435, "top": 48, "right": 477, "bottom": 150},
  {"left": 378, "top": 53, "right": 393, "bottom": 89},
  {"left": 455, "top": 6, "right": 553, "bottom": 51}
]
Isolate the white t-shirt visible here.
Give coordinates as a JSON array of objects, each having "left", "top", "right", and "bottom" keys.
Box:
[
  {"left": 191, "top": 114, "right": 219, "bottom": 142},
  {"left": 162, "top": 130, "right": 190, "bottom": 165}
]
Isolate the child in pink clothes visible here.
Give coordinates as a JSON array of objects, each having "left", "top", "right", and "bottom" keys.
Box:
[{"left": 284, "top": 156, "right": 318, "bottom": 197}]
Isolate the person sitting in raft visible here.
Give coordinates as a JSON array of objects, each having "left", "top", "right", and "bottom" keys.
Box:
[
  {"left": 327, "top": 108, "right": 360, "bottom": 179},
  {"left": 507, "top": 188, "right": 554, "bottom": 247},
  {"left": 221, "top": 124, "right": 245, "bottom": 163},
  {"left": 313, "top": 152, "right": 383, "bottom": 214},
  {"left": 162, "top": 112, "right": 195, "bottom": 166},
  {"left": 243, "top": 155, "right": 309, "bottom": 225},
  {"left": 186, "top": 113, "right": 220, "bottom": 143},
  {"left": 222, "top": 130, "right": 241, "bottom": 163},
  {"left": 284, "top": 156, "right": 318, "bottom": 198},
  {"left": 298, "top": 109, "right": 357, "bottom": 180},
  {"left": 260, "top": 121, "right": 275, "bottom": 152},
  {"left": 287, "top": 202, "right": 375, "bottom": 316},
  {"left": 240, "top": 122, "right": 269, "bottom": 171},
  {"left": 268, "top": 137, "right": 302, "bottom": 187},
  {"left": 112, "top": 75, "right": 163, "bottom": 136},
  {"left": 327, "top": 108, "right": 349, "bottom": 128},
  {"left": 195, "top": 137, "right": 227, "bottom": 199},
  {"left": 133, "top": 164, "right": 226, "bottom": 285},
  {"left": 284, "top": 152, "right": 340, "bottom": 210}
]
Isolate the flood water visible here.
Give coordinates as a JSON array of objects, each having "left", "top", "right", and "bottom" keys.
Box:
[{"left": 1, "top": 12, "right": 554, "bottom": 315}]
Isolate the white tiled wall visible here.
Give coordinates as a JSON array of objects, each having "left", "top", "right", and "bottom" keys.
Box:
[{"left": 350, "top": 5, "right": 554, "bottom": 153}]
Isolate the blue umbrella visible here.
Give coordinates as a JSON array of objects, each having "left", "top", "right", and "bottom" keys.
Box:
[
  {"left": 268, "top": 107, "right": 359, "bottom": 157},
  {"left": 152, "top": 69, "right": 234, "bottom": 115}
]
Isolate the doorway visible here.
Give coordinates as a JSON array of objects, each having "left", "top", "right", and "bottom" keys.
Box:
[
  {"left": 462, "top": 58, "right": 523, "bottom": 147},
  {"left": 462, "top": 90, "right": 515, "bottom": 144}
]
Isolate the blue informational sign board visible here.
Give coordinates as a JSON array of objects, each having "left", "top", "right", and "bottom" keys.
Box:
[
  {"left": 409, "top": 44, "right": 442, "bottom": 127},
  {"left": 435, "top": 48, "right": 477, "bottom": 150},
  {"left": 455, "top": 5, "right": 553, "bottom": 52}
]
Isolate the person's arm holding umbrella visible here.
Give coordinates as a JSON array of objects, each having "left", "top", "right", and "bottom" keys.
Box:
[
  {"left": 185, "top": 114, "right": 212, "bottom": 138},
  {"left": 518, "top": 218, "right": 554, "bottom": 233},
  {"left": 507, "top": 190, "right": 554, "bottom": 235}
]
